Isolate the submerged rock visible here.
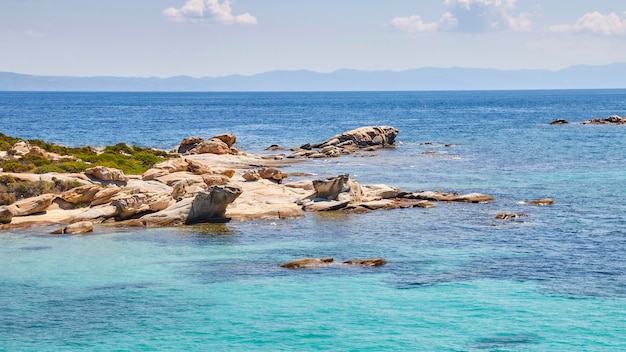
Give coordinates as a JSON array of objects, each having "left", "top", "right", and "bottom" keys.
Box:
[
  {"left": 549, "top": 119, "right": 569, "bottom": 125},
  {"left": 527, "top": 198, "right": 554, "bottom": 206},
  {"left": 582, "top": 115, "right": 626, "bottom": 124},
  {"left": 280, "top": 257, "right": 335, "bottom": 269}
]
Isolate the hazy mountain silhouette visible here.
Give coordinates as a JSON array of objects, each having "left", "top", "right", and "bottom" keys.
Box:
[{"left": 1, "top": 63, "right": 625, "bottom": 91}]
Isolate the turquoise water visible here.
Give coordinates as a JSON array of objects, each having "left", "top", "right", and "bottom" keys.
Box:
[{"left": 1, "top": 90, "right": 626, "bottom": 350}]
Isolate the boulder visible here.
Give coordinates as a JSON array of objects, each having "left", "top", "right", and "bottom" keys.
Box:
[
  {"left": 189, "top": 138, "right": 231, "bottom": 155},
  {"left": 258, "top": 167, "right": 288, "bottom": 184},
  {"left": 141, "top": 168, "right": 169, "bottom": 181},
  {"left": 177, "top": 137, "right": 204, "bottom": 154},
  {"left": 362, "top": 184, "right": 401, "bottom": 200},
  {"left": 211, "top": 133, "right": 236, "bottom": 148},
  {"left": 90, "top": 186, "right": 123, "bottom": 206},
  {"left": 202, "top": 174, "right": 231, "bottom": 187},
  {"left": 342, "top": 258, "right": 387, "bottom": 267},
  {"left": 550, "top": 119, "right": 569, "bottom": 125},
  {"left": 6, "top": 194, "right": 56, "bottom": 216},
  {"left": 242, "top": 170, "right": 261, "bottom": 182},
  {"left": 10, "top": 141, "right": 31, "bottom": 157},
  {"left": 113, "top": 193, "right": 175, "bottom": 220},
  {"left": 0, "top": 206, "right": 12, "bottom": 224},
  {"left": 85, "top": 166, "right": 129, "bottom": 183},
  {"left": 280, "top": 257, "right": 334, "bottom": 269},
  {"left": 171, "top": 179, "right": 207, "bottom": 199},
  {"left": 185, "top": 184, "right": 243, "bottom": 224}
]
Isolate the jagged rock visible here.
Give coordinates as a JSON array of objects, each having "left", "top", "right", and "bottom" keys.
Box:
[
  {"left": 6, "top": 194, "right": 56, "bottom": 216},
  {"left": 0, "top": 206, "right": 12, "bottom": 224},
  {"left": 550, "top": 119, "right": 569, "bottom": 125},
  {"left": 258, "top": 167, "right": 288, "bottom": 184},
  {"left": 113, "top": 193, "right": 175, "bottom": 220},
  {"left": 60, "top": 184, "right": 102, "bottom": 204},
  {"left": 211, "top": 133, "right": 236, "bottom": 148},
  {"left": 177, "top": 137, "right": 204, "bottom": 154},
  {"left": 314, "top": 126, "right": 398, "bottom": 149},
  {"left": 342, "top": 258, "right": 387, "bottom": 267},
  {"left": 527, "top": 198, "right": 554, "bottom": 206},
  {"left": 85, "top": 166, "right": 129, "bottom": 183},
  {"left": 402, "top": 191, "right": 494, "bottom": 203},
  {"left": 185, "top": 184, "right": 243, "bottom": 224},
  {"left": 299, "top": 175, "right": 363, "bottom": 211},
  {"left": 583, "top": 115, "right": 626, "bottom": 124},
  {"left": 280, "top": 257, "right": 334, "bottom": 269},
  {"left": 242, "top": 170, "right": 261, "bottom": 182}
]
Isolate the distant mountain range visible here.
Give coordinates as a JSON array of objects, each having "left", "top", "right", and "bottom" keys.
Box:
[{"left": 1, "top": 63, "right": 626, "bottom": 91}]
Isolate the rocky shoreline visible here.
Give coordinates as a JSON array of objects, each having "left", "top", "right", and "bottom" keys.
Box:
[{"left": 1, "top": 126, "right": 542, "bottom": 234}]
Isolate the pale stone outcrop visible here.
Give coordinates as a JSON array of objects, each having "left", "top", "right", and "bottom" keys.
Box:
[
  {"left": 90, "top": 186, "right": 123, "bottom": 206},
  {"left": 186, "top": 184, "right": 243, "bottom": 224},
  {"left": 362, "top": 184, "right": 401, "bottom": 200},
  {"left": 280, "top": 257, "right": 334, "bottom": 269},
  {"left": 85, "top": 166, "right": 129, "bottom": 183},
  {"left": 60, "top": 184, "right": 102, "bottom": 204},
  {"left": 72, "top": 205, "right": 118, "bottom": 222},
  {"left": 242, "top": 170, "right": 260, "bottom": 181},
  {"left": 202, "top": 174, "right": 231, "bottom": 187},
  {"left": 0, "top": 207, "right": 12, "bottom": 224},
  {"left": 189, "top": 138, "right": 231, "bottom": 155},
  {"left": 139, "top": 198, "right": 193, "bottom": 227},
  {"left": 212, "top": 133, "right": 236, "bottom": 148},
  {"left": 401, "top": 191, "right": 495, "bottom": 203},
  {"left": 6, "top": 194, "right": 56, "bottom": 216}
]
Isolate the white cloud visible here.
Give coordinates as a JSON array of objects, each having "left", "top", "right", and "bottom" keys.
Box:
[
  {"left": 163, "top": 0, "right": 257, "bottom": 25},
  {"left": 549, "top": 11, "right": 626, "bottom": 36},
  {"left": 390, "top": 12, "right": 457, "bottom": 33},
  {"left": 391, "top": 0, "right": 532, "bottom": 33}
]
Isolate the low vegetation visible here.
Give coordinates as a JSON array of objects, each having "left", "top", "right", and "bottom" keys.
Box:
[
  {"left": 0, "top": 133, "right": 172, "bottom": 175},
  {"left": 0, "top": 175, "right": 84, "bottom": 205}
]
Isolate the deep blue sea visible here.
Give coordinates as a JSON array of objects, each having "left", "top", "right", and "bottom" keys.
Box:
[{"left": 1, "top": 90, "right": 626, "bottom": 351}]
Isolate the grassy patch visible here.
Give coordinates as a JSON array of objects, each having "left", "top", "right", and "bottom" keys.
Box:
[
  {"left": 0, "top": 175, "right": 85, "bottom": 205},
  {"left": 0, "top": 135, "right": 173, "bottom": 175}
]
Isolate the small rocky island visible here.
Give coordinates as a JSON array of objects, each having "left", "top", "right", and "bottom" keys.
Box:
[{"left": 1, "top": 126, "right": 498, "bottom": 233}]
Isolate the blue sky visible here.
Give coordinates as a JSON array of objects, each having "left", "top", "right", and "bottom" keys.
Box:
[{"left": 2, "top": 0, "right": 626, "bottom": 77}]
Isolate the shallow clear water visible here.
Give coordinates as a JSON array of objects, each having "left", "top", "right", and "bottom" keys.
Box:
[{"left": 1, "top": 90, "right": 626, "bottom": 350}]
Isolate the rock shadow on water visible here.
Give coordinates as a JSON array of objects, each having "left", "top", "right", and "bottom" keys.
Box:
[
  {"left": 19, "top": 245, "right": 52, "bottom": 251},
  {"left": 469, "top": 333, "right": 541, "bottom": 350}
]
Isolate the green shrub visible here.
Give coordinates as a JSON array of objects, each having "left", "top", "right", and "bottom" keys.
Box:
[
  {"left": 58, "top": 161, "right": 90, "bottom": 173},
  {"left": 2, "top": 160, "right": 33, "bottom": 173},
  {"left": 34, "top": 164, "right": 66, "bottom": 174}
]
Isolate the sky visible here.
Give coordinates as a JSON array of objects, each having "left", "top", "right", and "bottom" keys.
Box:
[{"left": 1, "top": 0, "right": 626, "bottom": 77}]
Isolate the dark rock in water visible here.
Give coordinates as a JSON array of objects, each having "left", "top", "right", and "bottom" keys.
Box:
[
  {"left": 280, "top": 257, "right": 334, "bottom": 269},
  {"left": 527, "top": 198, "right": 554, "bottom": 206},
  {"left": 177, "top": 136, "right": 204, "bottom": 154},
  {"left": 495, "top": 212, "right": 529, "bottom": 220},
  {"left": 186, "top": 185, "right": 242, "bottom": 224},
  {"left": 550, "top": 119, "right": 569, "bottom": 125},
  {"left": 342, "top": 258, "right": 387, "bottom": 267}
]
